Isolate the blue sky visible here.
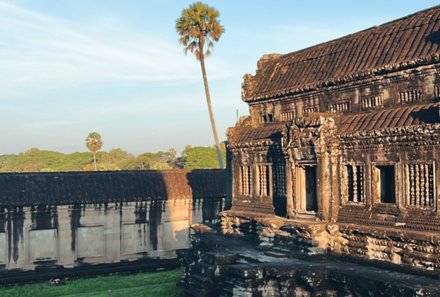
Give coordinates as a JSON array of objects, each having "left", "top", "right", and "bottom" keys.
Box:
[{"left": 0, "top": 0, "right": 438, "bottom": 155}]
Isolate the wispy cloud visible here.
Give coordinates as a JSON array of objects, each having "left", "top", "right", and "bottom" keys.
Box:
[{"left": 0, "top": 2, "right": 232, "bottom": 93}]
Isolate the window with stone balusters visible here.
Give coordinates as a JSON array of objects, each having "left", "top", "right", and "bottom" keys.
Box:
[
  {"left": 273, "top": 161, "right": 286, "bottom": 197},
  {"left": 257, "top": 164, "right": 270, "bottom": 197},
  {"left": 406, "top": 163, "right": 435, "bottom": 209},
  {"left": 346, "top": 164, "right": 365, "bottom": 203},
  {"left": 240, "top": 165, "right": 251, "bottom": 196}
]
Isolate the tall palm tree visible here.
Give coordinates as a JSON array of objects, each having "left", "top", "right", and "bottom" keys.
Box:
[
  {"left": 176, "top": 2, "right": 225, "bottom": 169},
  {"left": 85, "top": 132, "right": 103, "bottom": 171}
]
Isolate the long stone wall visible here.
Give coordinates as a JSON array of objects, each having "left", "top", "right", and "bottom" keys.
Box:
[{"left": 0, "top": 170, "right": 227, "bottom": 280}]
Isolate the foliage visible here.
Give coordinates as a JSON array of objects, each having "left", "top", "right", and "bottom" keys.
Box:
[
  {"left": 181, "top": 145, "right": 226, "bottom": 169},
  {"left": 85, "top": 132, "right": 103, "bottom": 170},
  {"left": 0, "top": 269, "right": 183, "bottom": 297},
  {"left": 97, "top": 149, "right": 134, "bottom": 170},
  {"left": 0, "top": 148, "right": 70, "bottom": 172},
  {"left": 0, "top": 154, "right": 18, "bottom": 170},
  {"left": 0, "top": 145, "right": 226, "bottom": 172},
  {"left": 85, "top": 132, "right": 103, "bottom": 154},
  {"left": 176, "top": 2, "right": 224, "bottom": 60},
  {"left": 119, "top": 149, "right": 177, "bottom": 170}
]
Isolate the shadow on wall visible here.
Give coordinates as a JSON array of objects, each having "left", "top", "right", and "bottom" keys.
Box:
[
  {"left": 186, "top": 169, "right": 228, "bottom": 223},
  {"left": 0, "top": 169, "right": 227, "bottom": 271}
]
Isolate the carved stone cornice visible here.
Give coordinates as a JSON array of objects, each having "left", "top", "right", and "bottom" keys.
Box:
[{"left": 338, "top": 123, "right": 440, "bottom": 150}]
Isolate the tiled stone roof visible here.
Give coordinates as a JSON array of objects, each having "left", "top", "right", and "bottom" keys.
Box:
[
  {"left": 228, "top": 123, "right": 284, "bottom": 146},
  {"left": 244, "top": 6, "right": 440, "bottom": 101},
  {"left": 339, "top": 103, "right": 440, "bottom": 133},
  {"left": 0, "top": 170, "right": 226, "bottom": 206}
]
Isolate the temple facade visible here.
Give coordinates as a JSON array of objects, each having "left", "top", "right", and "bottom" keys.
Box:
[{"left": 226, "top": 6, "right": 440, "bottom": 270}]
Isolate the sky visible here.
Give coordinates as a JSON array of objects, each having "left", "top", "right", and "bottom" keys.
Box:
[{"left": 0, "top": 0, "right": 439, "bottom": 155}]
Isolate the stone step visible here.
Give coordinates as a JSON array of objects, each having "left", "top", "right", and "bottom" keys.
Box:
[{"left": 264, "top": 250, "right": 289, "bottom": 258}]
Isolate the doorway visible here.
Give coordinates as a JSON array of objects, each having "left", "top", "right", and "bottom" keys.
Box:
[{"left": 296, "top": 165, "right": 318, "bottom": 212}]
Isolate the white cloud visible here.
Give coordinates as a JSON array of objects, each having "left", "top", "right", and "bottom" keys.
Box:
[{"left": 0, "top": 2, "right": 233, "bottom": 94}]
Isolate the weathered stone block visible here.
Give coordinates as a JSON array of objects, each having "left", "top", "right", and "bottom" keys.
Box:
[
  {"left": 29, "top": 229, "right": 57, "bottom": 262},
  {"left": 0, "top": 233, "right": 5, "bottom": 264},
  {"left": 77, "top": 226, "right": 105, "bottom": 258}
]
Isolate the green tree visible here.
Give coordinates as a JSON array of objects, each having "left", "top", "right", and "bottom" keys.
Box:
[
  {"left": 85, "top": 132, "right": 103, "bottom": 171},
  {"left": 120, "top": 149, "right": 178, "bottom": 170},
  {"left": 98, "top": 149, "right": 134, "bottom": 170},
  {"left": 181, "top": 145, "right": 226, "bottom": 169},
  {"left": 176, "top": 2, "right": 225, "bottom": 169}
]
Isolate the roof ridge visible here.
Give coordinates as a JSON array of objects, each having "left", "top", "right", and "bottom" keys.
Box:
[
  {"left": 280, "top": 5, "right": 440, "bottom": 61},
  {"left": 244, "top": 5, "right": 440, "bottom": 102}
]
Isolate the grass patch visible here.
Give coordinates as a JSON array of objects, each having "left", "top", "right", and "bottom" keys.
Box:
[{"left": 0, "top": 269, "right": 183, "bottom": 297}]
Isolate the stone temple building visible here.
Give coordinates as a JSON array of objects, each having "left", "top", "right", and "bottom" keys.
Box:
[{"left": 226, "top": 5, "right": 440, "bottom": 270}]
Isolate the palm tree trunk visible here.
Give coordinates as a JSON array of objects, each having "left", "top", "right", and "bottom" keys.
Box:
[
  {"left": 93, "top": 152, "right": 97, "bottom": 171},
  {"left": 199, "top": 53, "right": 224, "bottom": 169}
]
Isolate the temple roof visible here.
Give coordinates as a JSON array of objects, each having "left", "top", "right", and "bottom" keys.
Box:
[
  {"left": 0, "top": 170, "right": 226, "bottom": 206},
  {"left": 228, "top": 123, "right": 284, "bottom": 146},
  {"left": 244, "top": 6, "right": 440, "bottom": 102},
  {"left": 339, "top": 103, "right": 440, "bottom": 134}
]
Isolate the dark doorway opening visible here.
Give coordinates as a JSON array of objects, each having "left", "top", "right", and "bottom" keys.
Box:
[
  {"left": 305, "top": 166, "right": 318, "bottom": 212},
  {"left": 377, "top": 165, "right": 395, "bottom": 203}
]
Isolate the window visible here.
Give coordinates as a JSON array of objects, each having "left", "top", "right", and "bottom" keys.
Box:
[
  {"left": 273, "top": 160, "right": 286, "bottom": 196},
  {"left": 399, "top": 89, "right": 422, "bottom": 103},
  {"left": 281, "top": 110, "right": 295, "bottom": 121},
  {"left": 329, "top": 101, "right": 350, "bottom": 113},
  {"left": 376, "top": 165, "right": 396, "bottom": 203},
  {"left": 304, "top": 106, "right": 318, "bottom": 114},
  {"left": 240, "top": 165, "right": 251, "bottom": 196},
  {"left": 362, "top": 95, "right": 383, "bottom": 109},
  {"left": 407, "top": 163, "right": 435, "bottom": 208},
  {"left": 261, "top": 113, "right": 273, "bottom": 123},
  {"left": 346, "top": 164, "right": 364, "bottom": 203},
  {"left": 257, "top": 165, "right": 270, "bottom": 196}
]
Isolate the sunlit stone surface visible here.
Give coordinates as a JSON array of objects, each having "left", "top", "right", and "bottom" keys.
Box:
[
  {"left": 179, "top": 6, "right": 440, "bottom": 297},
  {"left": 0, "top": 169, "right": 226, "bottom": 282}
]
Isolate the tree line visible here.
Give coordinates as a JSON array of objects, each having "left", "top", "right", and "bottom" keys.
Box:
[
  {"left": 0, "top": 145, "right": 226, "bottom": 173},
  {"left": 0, "top": 1, "right": 228, "bottom": 174}
]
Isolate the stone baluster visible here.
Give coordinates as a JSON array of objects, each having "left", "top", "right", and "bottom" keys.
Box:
[
  {"left": 353, "top": 165, "right": 358, "bottom": 203},
  {"left": 415, "top": 164, "right": 420, "bottom": 207},
  {"left": 420, "top": 164, "right": 425, "bottom": 207},
  {"left": 424, "top": 164, "right": 430, "bottom": 207},
  {"left": 409, "top": 165, "right": 415, "bottom": 206}
]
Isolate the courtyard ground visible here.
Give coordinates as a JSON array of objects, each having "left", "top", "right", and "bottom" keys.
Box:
[{"left": 0, "top": 268, "right": 182, "bottom": 297}]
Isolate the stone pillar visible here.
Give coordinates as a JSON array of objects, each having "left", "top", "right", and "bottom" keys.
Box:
[
  {"left": 105, "top": 203, "right": 121, "bottom": 263},
  {"left": 57, "top": 205, "right": 75, "bottom": 268},
  {"left": 316, "top": 152, "right": 329, "bottom": 221},
  {"left": 6, "top": 207, "right": 31, "bottom": 270},
  {"left": 231, "top": 155, "right": 240, "bottom": 210},
  {"left": 329, "top": 145, "right": 340, "bottom": 222},
  {"left": 285, "top": 154, "right": 295, "bottom": 218}
]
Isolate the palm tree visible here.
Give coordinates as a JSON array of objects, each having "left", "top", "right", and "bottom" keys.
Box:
[
  {"left": 176, "top": 2, "right": 225, "bottom": 169},
  {"left": 85, "top": 132, "right": 103, "bottom": 171}
]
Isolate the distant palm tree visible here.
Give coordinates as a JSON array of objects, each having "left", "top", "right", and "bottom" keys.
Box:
[
  {"left": 85, "top": 132, "right": 103, "bottom": 171},
  {"left": 176, "top": 2, "right": 225, "bottom": 169}
]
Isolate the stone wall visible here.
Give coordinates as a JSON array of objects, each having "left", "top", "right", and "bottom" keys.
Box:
[
  {"left": 219, "top": 210, "right": 440, "bottom": 272},
  {"left": 0, "top": 170, "right": 227, "bottom": 278},
  {"left": 178, "top": 223, "right": 440, "bottom": 297}
]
